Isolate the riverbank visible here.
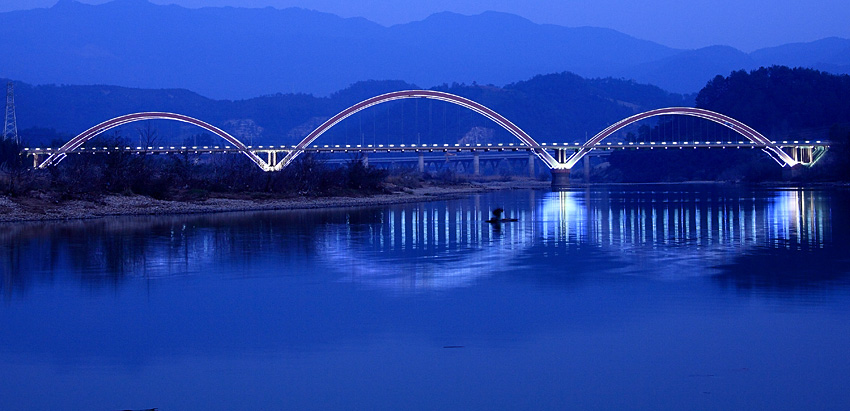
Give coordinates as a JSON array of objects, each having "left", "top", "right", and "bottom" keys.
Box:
[{"left": 0, "top": 179, "right": 551, "bottom": 223}]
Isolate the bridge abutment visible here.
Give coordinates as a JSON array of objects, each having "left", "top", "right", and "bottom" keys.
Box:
[{"left": 551, "top": 169, "right": 570, "bottom": 189}]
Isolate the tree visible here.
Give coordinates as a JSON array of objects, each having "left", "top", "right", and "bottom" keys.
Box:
[{"left": 0, "top": 139, "right": 29, "bottom": 195}]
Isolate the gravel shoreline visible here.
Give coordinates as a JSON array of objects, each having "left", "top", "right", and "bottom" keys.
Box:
[{"left": 0, "top": 180, "right": 551, "bottom": 223}]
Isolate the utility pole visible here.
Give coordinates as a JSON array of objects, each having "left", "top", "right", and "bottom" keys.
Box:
[{"left": 4, "top": 82, "right": 19, "bottom": 144}]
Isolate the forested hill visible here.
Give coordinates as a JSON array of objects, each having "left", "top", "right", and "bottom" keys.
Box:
[
  {"left": 696, "top": 66, "right": 850, "bottom": 139},
  {"left": 5, "top": 72, "right": 688, "bottom": 147},
  {"left": 602, "top": 67, "right": 850, "bottom": 182}
]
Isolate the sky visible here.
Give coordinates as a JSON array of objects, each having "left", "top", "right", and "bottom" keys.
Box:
[{"left": 1, "top": 0, "right": 849, "bottom": 51}]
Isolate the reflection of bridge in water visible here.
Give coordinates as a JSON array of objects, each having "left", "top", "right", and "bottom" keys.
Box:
[
  {"left": 0, "top": 187, "right": 836, "bottom": 296},
  {"left": 319, "top": 188, "right": 831, "bottom": 289}
]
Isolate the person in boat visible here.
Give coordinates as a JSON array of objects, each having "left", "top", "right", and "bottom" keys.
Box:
[{"left": 486, "top": 208, "right": 518, "bottom": 223}]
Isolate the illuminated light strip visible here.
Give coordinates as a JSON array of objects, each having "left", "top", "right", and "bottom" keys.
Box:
[
  {"left": 38, "top": 112, "right": 269, "bottom": 170},
  {"left": 277, "top": 90, "right": 559, "bottom": 170},
  {"left": 563, "top": 107, "right": 798, "bottom": 169}
]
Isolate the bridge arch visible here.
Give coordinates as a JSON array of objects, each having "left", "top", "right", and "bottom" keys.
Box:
[
  {"left": 563, "top": 107, "right": 799, "bottom": 169},
  {"left": 276, "top": 90, "right": 559, "bottom": 170},
  {"left": 37, "top": 112, "right": 269, "bottom": 170}
]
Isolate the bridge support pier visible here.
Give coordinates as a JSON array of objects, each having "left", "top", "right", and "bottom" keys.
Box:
[
  {"left": 782, "top": 164, "right": 805, "bottom": 179},
  {"left": 418, "top": 152, "right": 425, "bottom": 173},
  {"left": 551, "top": 169, "right": 570, "bottom": 189},
  {"left": 362, "top": 153, "right": 369, "bottom": 167},
  {"left": 473, "top": 152, "right": 480, "bottom": 176},
  {"left": 583, "top": 156, "right": 591, "bottom": 182},
  {"left": 528, "top": 154, "right": 535, "bottom": 178}
]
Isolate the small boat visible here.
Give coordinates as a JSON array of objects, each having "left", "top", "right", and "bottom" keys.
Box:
[{"left": 486, "top": 208, "right": 518, "bottom": 223}]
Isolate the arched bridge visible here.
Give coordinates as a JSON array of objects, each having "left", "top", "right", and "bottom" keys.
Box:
[{"left": 34, "top": 91, "right": 828, "bottom": 186}]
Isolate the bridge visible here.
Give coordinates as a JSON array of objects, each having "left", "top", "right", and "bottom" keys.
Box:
[{"left": 26, "top": 90, "right": 830, "bottom": 188}]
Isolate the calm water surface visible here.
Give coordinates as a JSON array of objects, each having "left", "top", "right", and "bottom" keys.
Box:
[{"left": 2, "top": 185, "right": 850, "bottom": 410}]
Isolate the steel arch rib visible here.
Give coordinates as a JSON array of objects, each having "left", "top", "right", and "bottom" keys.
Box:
[
  {"left": 563, "top": 107, "right": 798, "bottom": 169},
  {"left": 277, "top": 90, "right": 558, "bottom": 170},
  {"left": 37, "top": 112, "right": 269, "bottom": 170}
]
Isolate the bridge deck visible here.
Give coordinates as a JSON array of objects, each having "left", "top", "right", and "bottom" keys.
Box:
[{"left": 24, "top": 139, "right": 829, "bottom": 155}]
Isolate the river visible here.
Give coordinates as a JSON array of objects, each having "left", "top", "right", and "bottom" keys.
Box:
[{"left": 1, "top": 185, "right": 849, "bottom": 410}]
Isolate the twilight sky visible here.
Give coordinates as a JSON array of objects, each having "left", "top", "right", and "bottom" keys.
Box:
[{"left": 2, "top": 0, "right": 849, "bottom": 51}]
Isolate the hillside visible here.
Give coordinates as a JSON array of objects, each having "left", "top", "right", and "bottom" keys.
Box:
[
  {"left": 0, "top": 1, "right": 848, "bottom": 97},
  {"left": 5, "top": 73, "right": 688, "bottom": 148}
]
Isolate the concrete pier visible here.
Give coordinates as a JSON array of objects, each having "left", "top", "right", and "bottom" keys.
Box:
[{"left": 551, "top": 169, "right": 570, "bottom": 189}]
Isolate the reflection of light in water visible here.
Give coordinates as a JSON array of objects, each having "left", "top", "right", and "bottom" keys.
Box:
[
  {"left": 319, "top": 201, "right": 538, "bottom": 292},
  {"left": 0, "top": 188, "right": 832, "bottom": 292},
  {"left": 321, "top": 188, "right": 833, "bottom": 289},
  {"left": 539, "top": 191, "right": 587, "bottom": 244},
  {"left": 769, "top": 189, "right": 830, "bottom": 248}
]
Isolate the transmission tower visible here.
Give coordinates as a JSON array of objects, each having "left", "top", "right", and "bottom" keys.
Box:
[{"left": 4, "top": 82, "right": 19, "bottom": 144}]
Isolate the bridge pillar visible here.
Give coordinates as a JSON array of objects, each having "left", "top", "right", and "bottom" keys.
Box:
[
  {"left": 418, "top": 152, "right": 425, "bottom": 173},
  {"left": 362, "top": 153, "right": 369, "bottom": 167},
  {"left": 473, "top": 152, "right": 480, "bottom": 176},
  {"left": 583, "top": 156, "right": 591, "bottom": 182},
  {"left": 782, "top": 164, "right": 805, "bottom": 179},
  {"left": 32, "top": 153, "right": 39, "bottom": 168},
  {"left": 551, "top": 169, "right": 570, "bottom": 189},
  {"left": 528, "top": 153, "right": 535, "bottom": 178}
]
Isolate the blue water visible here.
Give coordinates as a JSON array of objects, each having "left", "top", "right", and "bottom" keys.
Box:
[{"left": 1, "top": 186, "right": 849, "bottom": 410}]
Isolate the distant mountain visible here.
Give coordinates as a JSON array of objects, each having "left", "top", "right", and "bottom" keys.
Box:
[
  {"left": 0, "top": 0, "right": 847, "bottom": 97},
  {"left": 4, "top": 73, "right": 687, "bottom": 147}
]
